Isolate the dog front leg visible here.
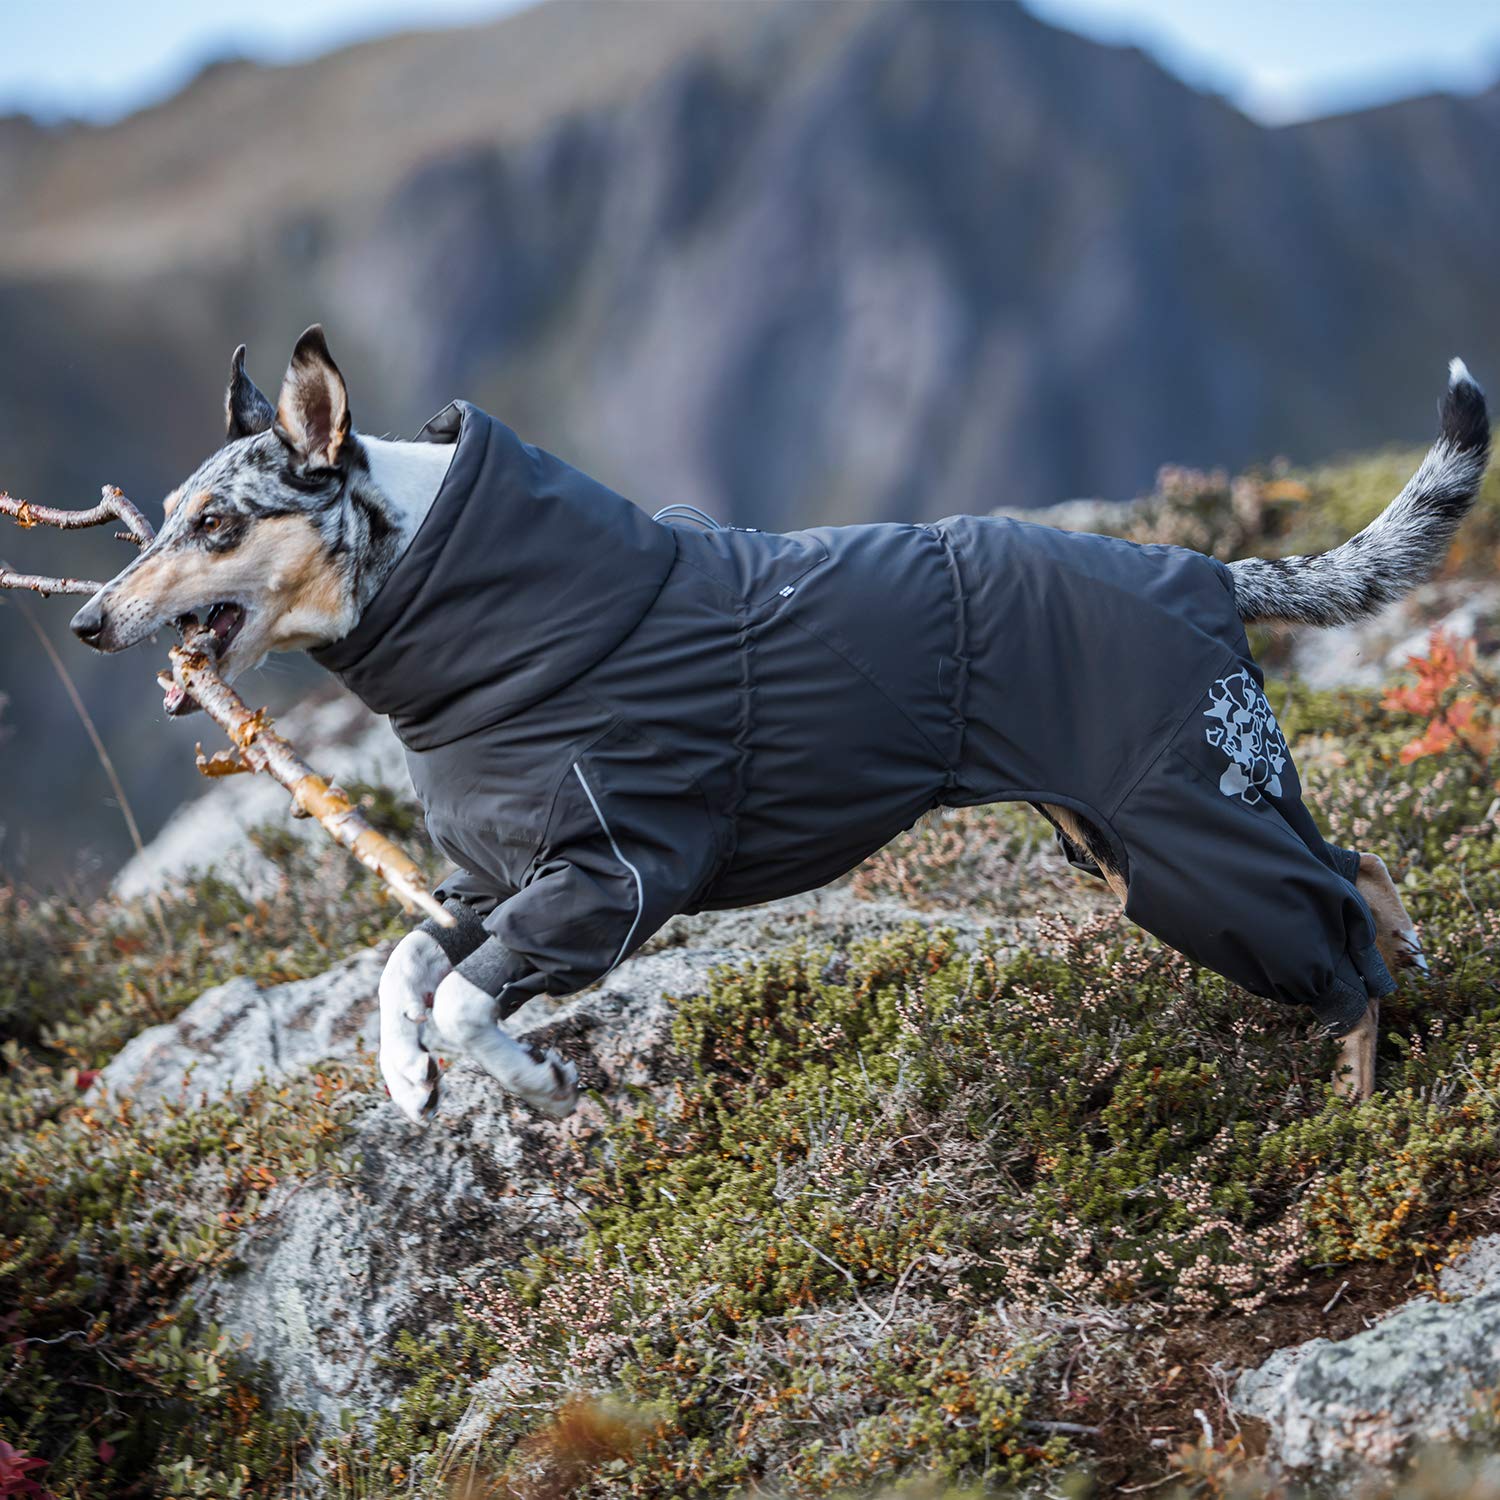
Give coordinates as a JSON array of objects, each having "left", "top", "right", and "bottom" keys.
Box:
[
  {"left": 378, "top": 898, "right": 490, "bottom": 1123},
  {"left": 378, "top": 929, "right": 452, "bottom": 1123},
  {"left": 432, "top": 957, "right": 579, "bottom": 1118}
]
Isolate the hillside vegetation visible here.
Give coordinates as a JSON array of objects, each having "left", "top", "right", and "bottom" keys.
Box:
[{"left": 5, "top": 449, "right": 1500, "bottom": 1498}]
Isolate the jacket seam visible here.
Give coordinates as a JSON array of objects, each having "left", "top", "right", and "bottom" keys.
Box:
[
  {"left": 924, "top": 525, "right": 971, "bottom": 777},
  {"left": 785, "top": 615, "right": 957, "bottom": 775},
  {"left": 1104, "top": 648, "right": 1245, "bottom": 822}
]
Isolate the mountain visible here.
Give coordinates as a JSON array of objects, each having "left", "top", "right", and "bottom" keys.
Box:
[{"left": 3, "top": 0, "right": 1500, "bottom": 882}]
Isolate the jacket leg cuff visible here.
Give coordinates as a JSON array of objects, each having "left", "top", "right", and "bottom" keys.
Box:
[
  {"left": 1310, "top": 943, "right": 1395, "bottom": 1038},
  {"left": 1308, "top": 970, "right": 1371, "bottom": 1038},
  {"left": 1350, "top": 934, "right": 1396, "bottom": 1000},
  {"left": 1326, "top": 841, "right": 1362, "bottom": 884},
  {"left": 420, "top": 898, "right": 489, "bottom": 966}
]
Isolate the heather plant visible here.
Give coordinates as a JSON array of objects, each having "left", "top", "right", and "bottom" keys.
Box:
[
  {"left": 11, "top": 446, "right": 1500, "bottom": 1495},
  {"left": 849, "top": 803, "right": 1042, "bottom": 908},
  {"left": 351, "top": 639, "right": 1500, "bottom": 1496}
]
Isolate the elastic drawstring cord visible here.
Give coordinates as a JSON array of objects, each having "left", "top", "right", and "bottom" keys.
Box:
[{"left": 651, "top": 503, "right": 724, "bottom": 531}]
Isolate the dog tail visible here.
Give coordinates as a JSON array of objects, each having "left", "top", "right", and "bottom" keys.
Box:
[{"left": 1228, "top": 359, "right": 1490, "bottom": 627}]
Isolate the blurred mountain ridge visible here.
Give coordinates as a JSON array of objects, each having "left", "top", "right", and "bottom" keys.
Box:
[{"left": 4, "top": 0, "right": 1500, "bottom": 881}]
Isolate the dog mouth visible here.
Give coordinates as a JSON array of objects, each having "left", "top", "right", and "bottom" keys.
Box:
[
  {"left": 161, "top": 602, "right": 250, "bottom": 717},
  {"left": 203, "top": 602, "right": 247, "bottom": 650}
]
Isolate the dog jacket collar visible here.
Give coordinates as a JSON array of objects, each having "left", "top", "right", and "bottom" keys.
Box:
[{"left": 312, "top": 402, "right": 676, "bottom": 751}]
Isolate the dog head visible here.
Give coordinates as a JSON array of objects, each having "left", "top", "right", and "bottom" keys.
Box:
[{"left": 71, "top": 326, "right": 392, "bottom": 681}]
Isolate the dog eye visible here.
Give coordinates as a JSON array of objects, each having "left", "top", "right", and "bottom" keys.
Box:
[{"left": 200, "top": 512, "right": 222, "bottom": 533}]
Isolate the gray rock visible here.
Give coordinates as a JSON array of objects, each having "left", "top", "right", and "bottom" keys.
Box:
[
  {"left": 1286, "top": 580, "right": 1500, "bottom": 692},
  {"left": 199, "top": 946, "right": 719, "bottom": 1424},
  {"left": 1440, "top": 1234, "right": 1500, "bottom": 1300},
  {"left": 92, "top": 947, "right": 387, "bottom": 1109},
  {"left": 1234, "top": 1241, "right": 1500, "bottom": 1480}
]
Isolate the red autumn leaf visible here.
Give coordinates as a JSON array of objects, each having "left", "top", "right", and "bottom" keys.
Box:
[{"left": 0, "top": 1440, "right": 55, "bottom": 1499}]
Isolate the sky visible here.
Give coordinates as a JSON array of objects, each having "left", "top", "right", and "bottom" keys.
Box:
[{"left": 4, "top": 0, "right": 1500, "bottom": 128}]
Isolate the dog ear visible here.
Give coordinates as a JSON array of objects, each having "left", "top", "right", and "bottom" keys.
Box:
[
  {"left": 274, "top": 324, "right": 351, "bottom": 471},
  {"left": 226, "top": 344, "right": 276, "bottom": 440}
]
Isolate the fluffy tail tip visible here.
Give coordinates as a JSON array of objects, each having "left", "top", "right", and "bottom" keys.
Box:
[{"left": 1443, "top": 355, "right": 1489, "bottom": 453}]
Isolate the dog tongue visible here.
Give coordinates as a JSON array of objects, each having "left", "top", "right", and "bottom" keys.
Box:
[{"left": 156, "top": 669, "right": 201, "bottom": 718}]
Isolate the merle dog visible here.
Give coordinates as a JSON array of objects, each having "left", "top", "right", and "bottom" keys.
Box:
[{"left": 71, "top": 329, "right": 1489, "bottom": 1118}]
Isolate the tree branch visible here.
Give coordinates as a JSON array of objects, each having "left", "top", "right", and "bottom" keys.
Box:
[
  {"left": 0, "top": 485, "right": 454, "bottom": 928},
  {"left": 0, "top": 486, "right": 154, "bottom": 546},
  {"left": 0, "top": 568, "right": 104, "bottom": 597},
  {"left": 170, "top": 622, "right": 452, "bottom": 926}
]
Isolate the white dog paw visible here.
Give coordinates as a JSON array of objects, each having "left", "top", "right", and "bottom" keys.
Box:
[
  {"left": 378, "top": 931, "right": 452, "bottom": 1124},
  {"left": 432, "top": 971, "right": 581, "bottom": 1118},
  {"left": 510, "top": 1044, "right": 581, "bottom": 1119},
  {"left": 380, "top": 1041, "right": 442, "bottom": 1124}
]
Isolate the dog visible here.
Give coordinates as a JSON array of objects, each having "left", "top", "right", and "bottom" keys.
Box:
[{"left": 72, "top": 328, "right": 1490, "bottom": 1121}]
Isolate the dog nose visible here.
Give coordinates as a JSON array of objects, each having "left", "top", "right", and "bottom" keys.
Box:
[{"left": 70, "top": 597, "right": 106, "bottom": 647}]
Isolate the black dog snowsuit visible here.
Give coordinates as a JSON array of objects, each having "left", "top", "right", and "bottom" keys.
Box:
[{"left": 313, "top": 403, "right": 1392, "bottom": 1035}]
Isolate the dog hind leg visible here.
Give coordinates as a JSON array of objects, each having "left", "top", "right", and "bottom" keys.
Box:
[
  {"left": 1355, "top": 852, "right": 1427, "bottom": 976},
  {"left": 1332, "top": 999, "right": 1380, "bottom": 1101},
  {"left": 1040, "top": 802, "right": 1129, "bottom": 904},
  {"left": 1333, "top": 853, "right": 1425, "bottom": 1102},
  {"left": 1042, "top": 805, "right": 1409, "bottom": 1103}
]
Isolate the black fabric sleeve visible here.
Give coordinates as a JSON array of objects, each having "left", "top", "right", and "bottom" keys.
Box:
[
  {"left": 432, "top": 866, "right": 509, "bottom": 918},
  {"left": 479, "top": 733, "right": 722, "bottom": 1005}
]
